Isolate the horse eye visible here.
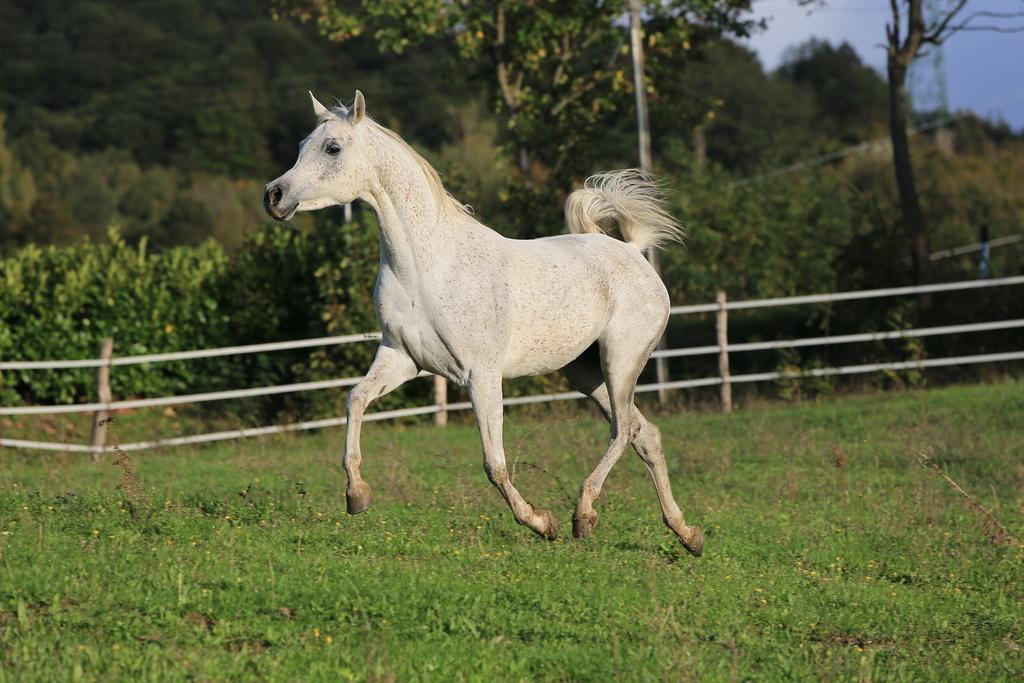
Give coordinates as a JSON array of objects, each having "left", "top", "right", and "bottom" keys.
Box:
[{"left": 325, "top": 141, "right": 341, "bottom": 156}]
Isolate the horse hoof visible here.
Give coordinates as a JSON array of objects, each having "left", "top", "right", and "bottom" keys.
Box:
[
  {"left": 346, "top": 484, "right": 372, "bottom": 515},
  {"left": 535, "top": 508, "right": 559, "bottom": 541},
  {"left": 572, "top": 511, "right": 599, "bottom": 539},
  {"left": 680, "top": 526, "right": 704, "bottom": 558}
]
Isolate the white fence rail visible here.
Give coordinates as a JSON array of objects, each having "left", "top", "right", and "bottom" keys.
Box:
[
  {"left": 667, "top": 275, "right": 1024, "bottom": 314},
  {"left": 0, "top": 332, "right": 384, "bottom": 370},
  {"left": 2, "top": 276, "right": 1022, "bottom": 455},
  {"left": 930, "top": 234, "right": 1022, "bottom": 261}
]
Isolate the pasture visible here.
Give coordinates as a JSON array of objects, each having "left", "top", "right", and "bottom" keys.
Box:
[{"left": 1, "top": 381, "right": 1022, "bottom": 681}]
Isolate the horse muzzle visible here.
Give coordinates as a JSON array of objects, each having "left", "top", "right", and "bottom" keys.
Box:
[{"left": 263, "top": 184, "right": 297, "bottom": 221}]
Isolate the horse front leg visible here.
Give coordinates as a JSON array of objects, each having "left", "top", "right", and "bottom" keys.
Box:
[
  {"left": 467, "top": 372, "right": 559, "bottom": 540},
  {"left": 344, "top": 345, "right": 419, "bottom": 514}
]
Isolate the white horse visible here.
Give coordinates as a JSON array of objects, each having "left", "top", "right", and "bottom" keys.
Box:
[{"left": 264, "top": 91, "right": 703, "bottom": 556}]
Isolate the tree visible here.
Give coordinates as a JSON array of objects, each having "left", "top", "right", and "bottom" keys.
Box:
[
  {"left": 278, "top": 1, "right": 760, "bottom": 235},
  {"left": 663, "top": 40, "right": 820, "bottom": 175},
  {"left": 0, "top": 114, "right": 37, "bottom": 246},
  {"left": 883, "top": 0, "right": 1024, "bottom": 284},
  {"left": 776, "top": 39, "right": 888, "bottom": 146}
]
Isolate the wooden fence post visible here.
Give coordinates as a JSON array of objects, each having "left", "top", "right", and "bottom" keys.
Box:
[
  {"left": 433, "top": 375, "right": 447, "bottom": 427},
  {"left": 91, "top": 337, "right": 114, "bottom": 461},
  {"left": 715, "top": 291, "right": 732, "bottom": 413}
]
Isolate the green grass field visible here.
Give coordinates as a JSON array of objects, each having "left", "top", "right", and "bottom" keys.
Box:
[{"left": 1, "top": 381, "right": 1022, "bottom": 681}]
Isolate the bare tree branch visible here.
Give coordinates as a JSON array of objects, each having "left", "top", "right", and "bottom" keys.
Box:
[
  {"left": 550, "top": 42, "right": 622, "bottom": 117},
  {"left": 493, "top": 5, "right": 519, "bottom": 110},
  {"left": 922, "top": 0, "right": 969, "bottom": 44},
  {"left": 957, "top": 10, "right": 1024, "bottom": 22},
  {"left": 938, "top": 24, "right": 1024, "bottom": 42}
]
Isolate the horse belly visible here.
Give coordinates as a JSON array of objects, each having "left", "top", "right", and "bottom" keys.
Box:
[{"left": 500, "top": 285, "right": 606, "bottom": 378}]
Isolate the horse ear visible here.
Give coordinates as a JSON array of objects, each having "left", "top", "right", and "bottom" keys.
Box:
[
  {"left": 309, "top": 91, "right": 332, "bottom": 120},
  {"left": 350, "top": 90, "right": 365, "bottom": 125}
]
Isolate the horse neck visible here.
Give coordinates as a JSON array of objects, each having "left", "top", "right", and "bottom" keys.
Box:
[{"left": 360, "top": 130, "right": 460, "bottom": 280}]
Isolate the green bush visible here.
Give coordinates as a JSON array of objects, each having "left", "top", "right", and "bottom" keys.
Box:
[
  {"left": 0, "top": 219, "right": 405, "bottom": 415},
  {"left": 0, "top": 230, "right": 228, "bottom": 406}
]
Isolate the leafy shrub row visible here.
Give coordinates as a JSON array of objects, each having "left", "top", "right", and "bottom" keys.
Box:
[{"left": 0, "top": 218, "right": 399, "bottom": 416}]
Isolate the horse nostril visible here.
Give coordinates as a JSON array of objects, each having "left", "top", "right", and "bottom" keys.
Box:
[{"left": 267, "top": 185, "right": 283, "bottom": 208}]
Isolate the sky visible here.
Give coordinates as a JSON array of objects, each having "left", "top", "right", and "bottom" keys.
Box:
[{"left": 742, "top": 0, "right": 1024, "bottom": 130}]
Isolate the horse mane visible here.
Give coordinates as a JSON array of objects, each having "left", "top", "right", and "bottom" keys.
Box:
[{"left": 332, "top": 106, "right": 472, "bottom": 219}]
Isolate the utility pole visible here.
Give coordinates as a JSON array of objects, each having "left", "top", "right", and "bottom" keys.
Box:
[
  {"left": 629, "top": 0, "right": 669, "bottom": 404},
  {"left": 629, "top": 0, "right": 652, "bottom": 175}
]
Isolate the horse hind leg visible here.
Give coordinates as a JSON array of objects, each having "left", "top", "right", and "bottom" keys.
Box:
[
  {"left": 571, "top": 405, "right": 630, "bottom": 540},
  {"left": 630, "top": 408, "right": 703, "bottom": 556},
  {"left": 562, "top": 345, "right": 630, "bottom": 539},
  {"left": 562, "top": 346, "right": 703, "bottom": 556}
]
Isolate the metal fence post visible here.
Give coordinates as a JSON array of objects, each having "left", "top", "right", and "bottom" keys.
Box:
[
  {"left": 433, "top": 375, "right": 447, "bottom": 427},
  {"left": 715, "top": 291, "right": 732, "bottom": 413},
  {"left": 90, "top": 337, "right": 114, "bottom": 461}
]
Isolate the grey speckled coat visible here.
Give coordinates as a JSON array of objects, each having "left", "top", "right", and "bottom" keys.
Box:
[{"left": 263, "top": 92, "right": 703, "bottom": 556}]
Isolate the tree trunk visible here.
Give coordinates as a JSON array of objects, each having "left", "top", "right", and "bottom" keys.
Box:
[
  {"left": 693, "top": 124, "right": 706, "bottom": 168},
  {"left": 517, "top": 147, "right": 531, "bottom": 179},
  {"left": 886, "top": 11, "right": 931, "bottom": 285}
]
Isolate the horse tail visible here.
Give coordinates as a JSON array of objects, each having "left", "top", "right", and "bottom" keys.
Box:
[{"left": 564, "top": 169, "right": 684, "bottom": 252}]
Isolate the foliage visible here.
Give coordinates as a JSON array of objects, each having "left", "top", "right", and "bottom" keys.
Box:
[
  {"left": 0, "top": 231, "right": 229, "bottom": 406},
  {"left": 0, "top": 0, "right": 477, "bottom": 250},
  {"left": 282, "top": 0, "right": 760, "bottom": 236},
  {"left": 665, "top": 40, "right": 816, "bottom": 174},
  {"left": 0, "top": 114, "right": 37, "bottom": 241},
  {"left": 661, "top": 163, "right": 868, "bottom": 304},
  {"left": 836, "top": 133, "right": 1024, "bottom": 283},
  {"left": 0, "top": 382, "right": 1022, "bottom": 679},
  {"left": 0, "top": 220, "right": 424, "bottom": 416},
  {"left": 777, "top": 39, "right": 889, "bottom": 147},
  {"left": 0, "top": 121, "right": 272, "bottom": 250}
]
